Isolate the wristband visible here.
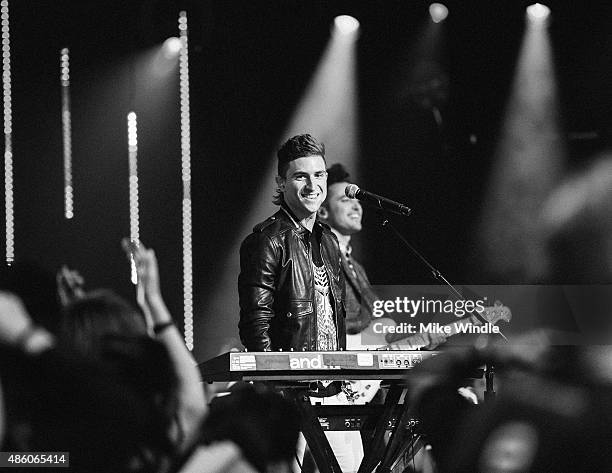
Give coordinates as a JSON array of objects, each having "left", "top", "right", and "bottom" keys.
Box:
[{"left": 153, "top": 321, "right": 175, "bottom": 334}]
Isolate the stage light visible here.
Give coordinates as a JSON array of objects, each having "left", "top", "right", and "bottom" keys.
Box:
[
  {"left": 527, "top": 3, "right": 551, "bottom": 23},
  {"left": 2, "top": 0, "right": 13, "bottom": 263},
  {"left": 127, "top": 112, "right": 139, "bottom": 285},
  {"left": 334, "top": 15, "right": 360, "bottom": 35},
  {"left": 178, "top": 10, "right": 193, "bottom": 351},
  {"left": 429, "top": 3, "right": 449, "bottom": 23},
  {"left": 477, "top": 2, "right": 562, "bottom": 281},
  {"left": 61, "top": 48, "right": 73, "bottom": 219},
  {"left": 162, "top": 36, "right": 181, "bottom": 59}
]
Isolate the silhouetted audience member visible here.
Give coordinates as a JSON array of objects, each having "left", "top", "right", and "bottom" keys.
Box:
[
  {"left": 407, "top": 155, "right": 612, "bottom": 473},
  {"left": 1, "top": 243, "right": 303, "bottom": 473},
  {"left": 60, "top": 289, "right": 180, "bottom": 471},
  {"left": 56, "top": 239, "right": 206, "bottom": 470},
  {"left": 122, "top": 239, "right": 207, "bottom": 453},
  {"left": 0, "top": 240, "right": 206, "bottom": 473},
  {"left": 200, "top": 383, "right": 300, "bottom": 473},
  {"left": 0, "top": 282, "right": 164, "bottom": 473},
  {"left": 60, "top": 289, "right": 149, "bottom": 356},
  {"left": 406, "top": 343, "right": 612, "bottom": 473}
]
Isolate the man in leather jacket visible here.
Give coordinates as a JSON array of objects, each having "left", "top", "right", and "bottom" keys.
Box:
[{"left": 238, "top": 134, "right": 346, "bottom": 352}]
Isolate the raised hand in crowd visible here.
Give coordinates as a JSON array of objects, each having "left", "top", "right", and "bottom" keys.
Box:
[{"left": 122, "top": 238, "right": 207, "bottom": 454}]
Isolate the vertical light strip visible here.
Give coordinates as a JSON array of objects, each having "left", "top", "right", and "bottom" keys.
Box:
[
  {"left": 2, "top": 0, "right": 13, "bottom": 264},
  {"left": 179, "top": 11, "right": 193, "bottom": 350},
  {"left": 127, "top": 111, "right": 139, "bottom": 284},
  {"left": 61, "top": 48, "right": 73, "bottom": 219}
]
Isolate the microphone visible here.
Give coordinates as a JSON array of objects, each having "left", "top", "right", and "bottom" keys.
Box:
[{"left": 345, "top": 184, "right": 412, "bottom": 217}]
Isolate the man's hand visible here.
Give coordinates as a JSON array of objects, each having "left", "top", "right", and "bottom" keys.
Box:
[{"left": 424, "top": 332, "right": 447, "bottom": 350}]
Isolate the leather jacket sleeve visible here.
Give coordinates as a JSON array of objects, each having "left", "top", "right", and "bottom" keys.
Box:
[{"left": 238, "top": 231, "right": 279, "bottom": 351}]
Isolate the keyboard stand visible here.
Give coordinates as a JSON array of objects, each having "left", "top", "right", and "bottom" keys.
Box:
[
  {"left": 357, "top": 382, "right": 404, "bottom": 473},
  {"left": 281, "top": 386, "right": 343, "bottom": 473},
  {"left": 280, "top": 380, "right": 416, "bottom": 473},
  {"left": 375, "top": 384, "right": 421, "bottom": 473}
]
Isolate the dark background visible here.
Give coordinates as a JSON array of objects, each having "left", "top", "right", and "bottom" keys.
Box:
[{"left": 2, "top": 0, "right": 611, "bottom": 361}]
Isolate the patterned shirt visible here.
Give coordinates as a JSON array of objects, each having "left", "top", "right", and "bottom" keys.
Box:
[{"left": 313, "top": 262, "right": 337, "bottom": 351}]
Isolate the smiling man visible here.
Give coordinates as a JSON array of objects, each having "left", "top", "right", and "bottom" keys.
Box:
[
  {"left": 318, "top": 164, "right": 375, "bottom": 339},
  {"left": 238, "top": 134, "right": 346, "bottom": 352}
]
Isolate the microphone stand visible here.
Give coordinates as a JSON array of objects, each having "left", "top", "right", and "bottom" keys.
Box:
[{"left": 375, "top": 210, "right": 506, "bottom": 401}]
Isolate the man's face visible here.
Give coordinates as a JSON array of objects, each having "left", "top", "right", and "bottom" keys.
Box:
[
  {"left": 321, "top": 181, "right": 362, "bottom": 235},
  {"left": 277, "top": 155, "right": 327, "bottom": 220}
]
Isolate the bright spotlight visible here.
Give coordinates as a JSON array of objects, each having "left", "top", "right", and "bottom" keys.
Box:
[
  {"left": 334, "top": 15, "right": 360, "bottom": 35},
  {"left": 162, "top": 36, "right": 182, "bottom": 58},
  {"left": 429, "top": 3, "right": 449, "bottom": 23},
  {"left": 526, "top": 3, "right": 551, "bottom": 23}
]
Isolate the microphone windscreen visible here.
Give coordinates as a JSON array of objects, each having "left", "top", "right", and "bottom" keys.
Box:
[{"left": 345, "top": 184, "right": 359, "bottom": 199}]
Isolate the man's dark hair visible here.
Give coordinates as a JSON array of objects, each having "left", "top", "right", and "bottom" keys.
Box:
[
  {"left": 326, "top": 163, "right": 350, "bottom": 187},
  {"left": 321, "top": 163, "right": 351, "bottom": 209},
  {"left": 274, "top": 134, "right": 326, "bottom": 205}
]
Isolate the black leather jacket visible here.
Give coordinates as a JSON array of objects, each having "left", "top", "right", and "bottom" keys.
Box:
[{"left": 238, "top": 207, "right": 346, "bottom": 351}]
